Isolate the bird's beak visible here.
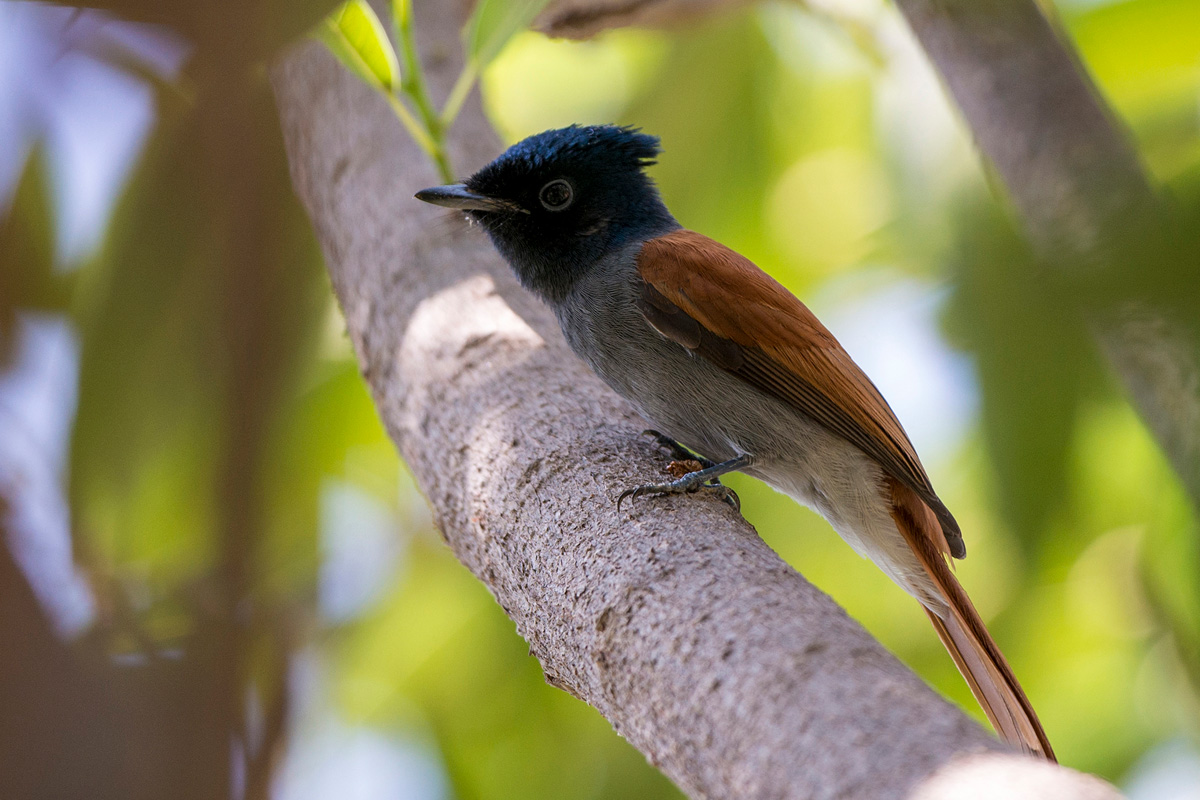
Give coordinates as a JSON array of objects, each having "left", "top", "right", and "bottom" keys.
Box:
[{"left": 414, "top": 183, "right": 520, "bottom": 213}]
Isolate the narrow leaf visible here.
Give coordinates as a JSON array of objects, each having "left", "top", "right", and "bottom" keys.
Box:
[
  {"left": 318, "top": 0, "right": 400, "bottom": 92},
  {"left": 464, "top": 0, "right": 552, "bottom": 68}
]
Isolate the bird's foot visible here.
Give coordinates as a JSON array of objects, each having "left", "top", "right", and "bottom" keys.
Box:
[
  {"left": 618, "top": 452, "right": 752, "bottom": 512},
  {"left": 618, "top": 475, "right": 740, "bottom": 512},
  {"left": 644, "top": 430, "right": 732, "bottom": 500}
]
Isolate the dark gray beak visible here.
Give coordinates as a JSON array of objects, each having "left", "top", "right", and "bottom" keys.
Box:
[{"left": 414, "top": 183, "right": 520, "bottom": 212}]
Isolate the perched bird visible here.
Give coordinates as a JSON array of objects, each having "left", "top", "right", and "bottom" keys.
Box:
[{"left": 415, "top": 124, "right": 1055, "bottom": 760}]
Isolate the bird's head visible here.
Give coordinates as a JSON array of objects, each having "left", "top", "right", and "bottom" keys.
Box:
[{"left": 416, "top": 125, "right": 676, "bottom": 301}]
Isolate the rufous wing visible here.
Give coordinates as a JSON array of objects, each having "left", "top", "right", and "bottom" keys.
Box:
[{"left": 635, "top": 229, "right": 964, "bottom": 559}]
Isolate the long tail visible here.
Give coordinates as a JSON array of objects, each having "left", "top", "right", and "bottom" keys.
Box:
[{"left": 887, "top": 477, "right": 1056, "bottom": 761}]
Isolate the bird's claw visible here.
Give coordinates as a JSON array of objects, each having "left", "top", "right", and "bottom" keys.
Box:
[
  {"left": 616, "top": 485, "right": 651, "bottom": 510},
  {"left": 623, "top": 431, "right": 740, "bottom": 511},
  {"left": 698, "top": 481, "right": 741, "bottom": 511}
]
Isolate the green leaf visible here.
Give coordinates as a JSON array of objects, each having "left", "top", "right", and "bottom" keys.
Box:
[
  {"left": 318, "top": 0, "right": 400, "bottom": 92},
  {"left": 464, "top": 0, "right": 552, "bottom": 69}
]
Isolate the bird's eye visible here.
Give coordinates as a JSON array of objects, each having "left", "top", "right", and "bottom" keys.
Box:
[{"left": 539, "top": 179, "right": 573, "bottom": 211}]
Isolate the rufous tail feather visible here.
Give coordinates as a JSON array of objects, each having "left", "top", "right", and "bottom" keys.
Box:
[{"left": 887, "top": 477, "right": 1056, "bottom": 761}]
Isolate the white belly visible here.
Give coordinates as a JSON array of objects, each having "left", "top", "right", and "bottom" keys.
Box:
[{"left": 748, "top": 429, "right": 946, "bottom": 614}]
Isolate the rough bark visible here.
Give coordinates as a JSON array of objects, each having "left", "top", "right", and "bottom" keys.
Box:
[{"left": 271, "top": 1, "right": 1121, "bottom": 797}]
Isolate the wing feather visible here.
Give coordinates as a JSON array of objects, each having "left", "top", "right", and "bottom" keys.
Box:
[{"left": 637, "top": 229, "right": 964, "bottom": 558}]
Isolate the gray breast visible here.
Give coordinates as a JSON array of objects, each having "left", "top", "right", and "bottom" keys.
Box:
[{"left": 552, "top": 251, "right": 813, "bottom": 466}]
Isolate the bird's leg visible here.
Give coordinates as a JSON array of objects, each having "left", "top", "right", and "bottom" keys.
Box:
[
  {"left": 643, "top": 429, "right": 717, "bottom": 469},
  {"left": 619, "top": 453, "right": 752, "bottom": 512},
  {"left": 639, "top": 430, "right": 741, "bottom": 509}
]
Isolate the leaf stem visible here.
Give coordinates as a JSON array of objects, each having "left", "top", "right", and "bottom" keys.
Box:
[
  {"left": 385, "top": 93, "right": 440, "bottom": 165},
  {"left": 440, "top": 63, "right": 478, "bottom": 130},
  {"left": 394, "top": 1, "right": 455, "bottom": 182}
]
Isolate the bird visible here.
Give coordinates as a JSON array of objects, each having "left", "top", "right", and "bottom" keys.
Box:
[{"left": 415, "top": 124, "right": 1055, "bottom": 760}]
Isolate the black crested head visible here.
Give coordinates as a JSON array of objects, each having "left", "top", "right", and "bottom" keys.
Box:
[{"left": 415, "top": 125, "right": 677, "bottom": 303}]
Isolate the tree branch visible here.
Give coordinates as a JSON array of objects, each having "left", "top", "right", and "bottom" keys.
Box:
[
  {"left": 271, "top": 1, "right": 1120, "bottom": 796},
  {"left": 890, "top": 0, "right": 1200, "bottom": 510},
  {"left": 537, "top": 0, "right": 755, "bottom": 38}
]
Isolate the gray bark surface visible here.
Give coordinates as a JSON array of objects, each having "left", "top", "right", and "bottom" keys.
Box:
[{"left": 272, "top": 1, "right": 1123, "bottom": 797}]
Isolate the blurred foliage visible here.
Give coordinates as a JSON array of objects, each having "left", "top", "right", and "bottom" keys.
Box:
[
  {"left": 942, "top": 195, "right": 1103, "bottom": 551},
  {"left": 319, "top": 1, "right": 401, "bottom": 94},
  {"left": 316, "top": 0, "right": 554, "bottom": 181},
  {"left": 0, "top": 153, "right": 70, "bottom": 364},
  {"left": 2, "top": 0, "right": 1200, "bottom": 798}
]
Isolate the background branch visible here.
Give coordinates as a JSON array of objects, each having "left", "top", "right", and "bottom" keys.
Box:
[
  {"left": 272, "top": 1, "right": 1122, "bottom": 796},
  {"left": 889, "top": 0, "right": 1200, "bottom": 510},
  {"left": 537, "top": 0, "right": 755, "bottom": 38}
]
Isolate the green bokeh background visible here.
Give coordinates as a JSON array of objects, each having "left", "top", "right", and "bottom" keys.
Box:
[{"left": 2, "top": 0, "right": 1199, "bottom": 797}]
